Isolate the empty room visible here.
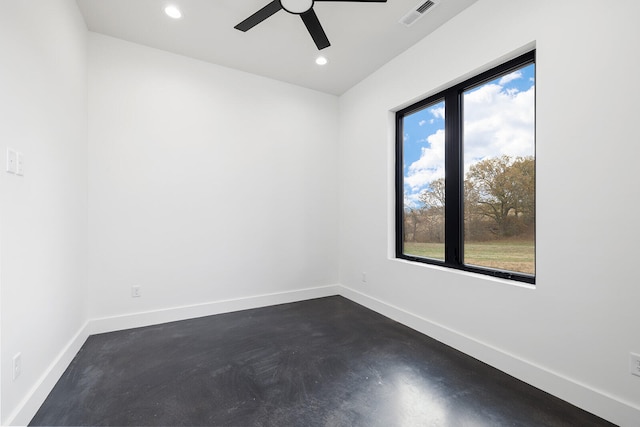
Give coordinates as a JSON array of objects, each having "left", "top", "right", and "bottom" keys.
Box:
[{"left": 1, "top": 0, "right": 639, "bottom": 425}]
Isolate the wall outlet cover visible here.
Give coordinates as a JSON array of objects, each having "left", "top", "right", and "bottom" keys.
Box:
[
  {"left": 16, "top": 152, "right": 24, "bottom": 175},
  {"left": 630, "top": 352, "right": 640, "bottom": 377},
  {"left": 12, "top": 352, "right": 22, "bottom": 380},
  {"left": 131, "top": 285, "right": 141, "bottom": 298}
]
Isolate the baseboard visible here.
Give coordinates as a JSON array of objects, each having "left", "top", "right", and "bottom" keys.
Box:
[
  {"left": 5, "top": 284, "right": 340, "bottom": 426},
  {"left": 88, "top": 284, "right": 341, "bottom": 335},
  {"left": 10, "top": 284, "right": 636, "bottom": 426},
  {"left": 338, "top": 285, "right": 640, "bottom": 427},
  {"left": 5, "top": 322, "right": 91, "bottom": 427}
]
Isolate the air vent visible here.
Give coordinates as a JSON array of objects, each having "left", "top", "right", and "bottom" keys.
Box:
[
  {"left": 417, "top": 0, "right": 436, "bottom": 13},
  {"left": 399, "top": 0, "right": 440, "bottom": 27}
]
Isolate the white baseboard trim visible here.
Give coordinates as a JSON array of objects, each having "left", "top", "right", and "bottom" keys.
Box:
[
  {"left": 6, "top": 284, "right": 340, "bottom": 426},
  {"left": 9, "top": 284, "right": 637, "bottom": 427},
  {"left": 88, "top": 284, "right": 341, "bottom": 335},
  {"left": 338, "top": 285, "right": 640, "bottom": 427},
  {"left": 5, "top": 322, "right": 91, "bottom": 427}
]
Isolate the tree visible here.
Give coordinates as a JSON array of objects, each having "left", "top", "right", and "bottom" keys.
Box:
[
  {"left": 465, "top": 155, "right": 534, "bottom": 237},
  {"left": 403, "top": 207, "right": 421, "bottom": 242},
  {"left": 412, "top": 156, "right": 533, "bottom": 242},
  {"left": 418, "top": 178, "right": 445, "bottom": 209},
  {"left": 417, "top": 178, "right": 445, "bottom": 243},
  {"left": 508, "top": 156, "right": 535, "bottom": 225}
]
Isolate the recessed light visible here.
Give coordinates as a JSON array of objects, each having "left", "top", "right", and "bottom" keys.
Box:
[
  {"left": 164, "top": 5, "right": 182, "bottom": 19},
  {"left": 315, "top": 56, "right": 328, "bottom": 66}
]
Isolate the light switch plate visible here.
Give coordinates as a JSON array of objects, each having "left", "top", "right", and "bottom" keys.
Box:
[{"left": 6, "top": 148, "right": 17, "bottom": 174}]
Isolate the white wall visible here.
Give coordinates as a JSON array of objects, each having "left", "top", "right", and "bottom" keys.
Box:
[
  {"left": 0, "top": 0, "right": 88, "bottom": 424},
  {"left": 338, "top": 0, "right": 640, "bottom": 425},
  {"left": 3, "top": 0, "right": 639, "bottom": 425},
  {"left": 88, "top": 34, "right": 339, "bottom": 320}
]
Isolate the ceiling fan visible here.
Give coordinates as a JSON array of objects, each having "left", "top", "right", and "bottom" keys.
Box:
[{"left": 234, "top": 0, "right": 388, "bottom": 51}]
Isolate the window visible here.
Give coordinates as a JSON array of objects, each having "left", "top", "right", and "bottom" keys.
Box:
[{"left": 396, "top": 51, "right": 535, "bottom": 284}]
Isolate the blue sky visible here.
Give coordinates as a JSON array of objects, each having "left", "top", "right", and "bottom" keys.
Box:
[{"left": 403, "top": 63, "right": 535, "bottom": 208}]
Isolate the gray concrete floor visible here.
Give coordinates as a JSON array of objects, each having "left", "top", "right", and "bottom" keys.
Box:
[{"left": 30, "top": 296, "right": 614, "bottom": 426}]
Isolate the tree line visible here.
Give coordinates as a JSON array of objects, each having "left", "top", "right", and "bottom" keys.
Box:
[{"left": 404, "top": 155, "right": 534, "bottom": 243}]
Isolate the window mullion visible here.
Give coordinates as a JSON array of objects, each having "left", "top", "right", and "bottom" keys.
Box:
[{"left": 444, "top": 89, "right": 463, "bottom": 267}]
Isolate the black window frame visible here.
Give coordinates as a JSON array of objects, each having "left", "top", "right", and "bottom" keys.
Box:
[{"left": 395, "top": 50, "right": 536, "bottom": 285}]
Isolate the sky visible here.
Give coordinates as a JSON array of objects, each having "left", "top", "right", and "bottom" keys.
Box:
[{"left": 402, "top": 63, "right": 535, "bottom": 208}]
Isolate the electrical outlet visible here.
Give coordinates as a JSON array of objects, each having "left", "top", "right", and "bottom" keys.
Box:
[
  {"left": 630, "top": 353, "right": 640, "bottom": 377},
  {"left": 12, "top": 353, "right": 22, "bottom": 380},
  {"left": 16, "top": 152, "right": 24, "bottom": 176},
  {"left": 131, "top": 285, "right": 141, "bottom": 298}
]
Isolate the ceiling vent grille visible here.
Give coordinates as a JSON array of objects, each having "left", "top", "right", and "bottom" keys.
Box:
[{"left": 399, "top": 0, "right": 440, "bottom": 27}]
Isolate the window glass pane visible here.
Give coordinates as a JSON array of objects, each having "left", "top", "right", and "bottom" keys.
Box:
[
  {"left": 402, "top": 100, "right": 445, "bottom": 261},
  {"left": 462, "top": 63, "right": 535, "bottom": 275}
]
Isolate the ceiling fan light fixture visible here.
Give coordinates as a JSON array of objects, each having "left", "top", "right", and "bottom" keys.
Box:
[
  {"left": 164, "top": 5, "right": 182, "bottom": 19},
  {"left": 235, "top": 0, "right": 387, "bottom": 51},
  {"left": 280, "top": 0, "right": 314, "bottom": 15}
]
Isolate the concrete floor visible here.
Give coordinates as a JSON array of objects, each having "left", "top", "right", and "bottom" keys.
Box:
[{"left": 30, "top": 296, "right": 614, "bottom": 426}]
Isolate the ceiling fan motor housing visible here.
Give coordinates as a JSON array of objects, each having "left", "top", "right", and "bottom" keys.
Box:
[
  {"left": 235, "top": 0, "right": 387, "bottom": 51},
  {"left": 280, "top": 0, "right": 314, "bottom": 15}
]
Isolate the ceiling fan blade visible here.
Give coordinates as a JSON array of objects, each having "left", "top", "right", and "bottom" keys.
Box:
[
  {"left": 300, "top": 9, "right": 330, "bottom": 50},
  {"left": 234, "top": 0, "right": 283, "bottom": 32}
]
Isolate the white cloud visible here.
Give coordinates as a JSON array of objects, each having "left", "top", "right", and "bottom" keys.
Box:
[
  {"left": 402, "top": 104, "right": 446, "bottom": 202},
  {"left": 462, "top": 83, "right": 535, "bottom": 171},
  {"left": 430, "top": 106, "right": 445, "bottom": 119},
  {"left": 403, "top": 80, "right": 535, "bottom": 206},
  {"left": 498, "top": 70, "right": 522, "bottom": 85},
  {"left": 404, "top": 129, "right": 445, "bottom": 199}
]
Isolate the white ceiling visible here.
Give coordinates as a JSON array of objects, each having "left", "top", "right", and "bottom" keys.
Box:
[{"left": 76, "top": 0, "right": 478, "bottom": 95}]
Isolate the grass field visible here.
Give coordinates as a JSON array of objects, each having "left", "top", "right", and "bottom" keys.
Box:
[{"left": 403, "top": 240, "right": 535, "bottom": 275}]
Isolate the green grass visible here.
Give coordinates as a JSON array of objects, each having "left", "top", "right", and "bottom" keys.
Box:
[{"left": 403, "top": 240, "right": 535, "bottom": 275}]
